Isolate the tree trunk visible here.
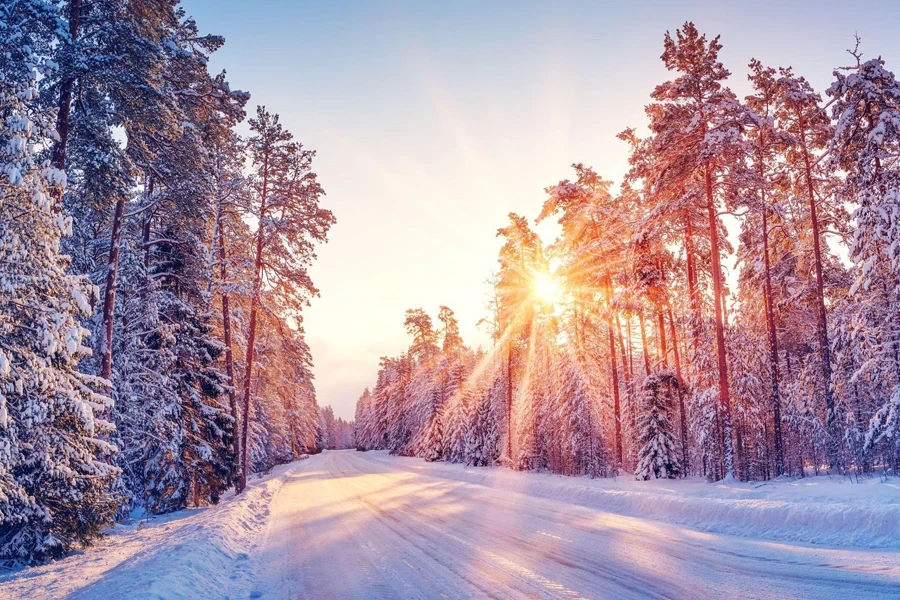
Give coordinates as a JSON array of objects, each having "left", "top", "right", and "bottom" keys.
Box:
[
  {"left": 239, "top": 150, "right": 270, "bottom": 493},
  {"left": 760, "top": 193, "right": 785, "bottom": 476},
  {"left": 623, "top": 314, "right": 634, "bottom": 380},
  {"left": 216, "top": 201, "right": 242, "bottom": 488},
  {"left": 605, "top": 276, "right": 623, "bottom": 468},
  {"left": 99, "top": 196, "right": 126, "bottom": 381},
  {"left": 657, "top": 307, "right": 668, "bottom": 369},
  {"left": 684, "top": 209, "right": 701, "bottom": 343},
  {"left": 668, "top": 304, "right": 689, "bottom": 475},
  {"left": 50, "top": 0, "right": 83, "bottom": 172},
  {"left": 505, "top": 341, "right": 513, "bottom": 461},
  {"left": 705, "top": 162, "right": 735, "bottom": 480},
  {"left": 799, "top": 116, "right": 837, "bottom": 467},
  {"left": 638, "top": 311, "right": 651, "bottom": 376}
]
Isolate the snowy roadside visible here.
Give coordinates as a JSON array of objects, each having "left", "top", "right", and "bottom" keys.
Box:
[
  {"left": 361, "top": 451, "right": 900, "bottom": 549},
  {"left": 0, "top": 461, "right": 300, "bottom": 600}
]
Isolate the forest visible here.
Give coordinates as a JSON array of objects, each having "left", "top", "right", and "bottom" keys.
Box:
[
  {"left": 355, "top": 23, "right": 900, "bottom": 487},
  {"left": 0, "top": 0, "right": 335, "bottom": 564}
]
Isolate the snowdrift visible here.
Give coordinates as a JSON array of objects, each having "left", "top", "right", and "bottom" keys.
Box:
[{"left": 0, "top": 463, "right": 294, "bottom": 600}]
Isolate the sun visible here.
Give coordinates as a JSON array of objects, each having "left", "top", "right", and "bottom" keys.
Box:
[{"left": 531, "top": 270, "right": 562, "bottom": 307}]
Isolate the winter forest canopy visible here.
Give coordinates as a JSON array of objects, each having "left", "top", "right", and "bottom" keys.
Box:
[
  {"left": 0, "top": 0, "right": 339, "bottom": 564},
  {"left": 355, "top": 23, "right": 900, "bottom": 492}
]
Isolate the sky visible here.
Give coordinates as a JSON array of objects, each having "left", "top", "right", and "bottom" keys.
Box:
[{"left": 182, "top": 0, "right": 900, "bottom": 420}]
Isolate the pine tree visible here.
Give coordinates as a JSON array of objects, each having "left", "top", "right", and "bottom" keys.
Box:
[
  {"left": 239, "top": 106, "right": 334, "bottom": 491},
  {"left": 635, "top": 22, "right": 749, "bottom": 479},
  {"left": 777, "top": 66, "right": 844, "bottom": 466},
  {"left": 829, "top": 49, "right": 900, "bottom": 473},
  {"left": 635, "top": 372, "right": 682, "bottom": 480}
]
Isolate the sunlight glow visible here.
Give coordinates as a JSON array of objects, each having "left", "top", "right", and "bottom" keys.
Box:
[{"left": 531, "top": 270, "right": 562, "bottom": 307}]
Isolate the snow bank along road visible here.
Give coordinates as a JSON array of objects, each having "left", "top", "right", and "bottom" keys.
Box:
[{"left": 3, "top": 450, "right": 900, "bottom": 599}]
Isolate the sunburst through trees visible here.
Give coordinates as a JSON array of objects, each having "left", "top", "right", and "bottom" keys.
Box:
[{"left": 355, "top": 22, "right": 900, "bottom": 485}]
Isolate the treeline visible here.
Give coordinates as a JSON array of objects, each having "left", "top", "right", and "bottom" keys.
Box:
[
  {"left": 0, "top": 1, "right": 332, "bottom": 563},
  {"left": 356, "top": 23, "right": 900, "bottom": 484},
  {"left": 320, "top": 405, "right": 354, "bottom": 450}
]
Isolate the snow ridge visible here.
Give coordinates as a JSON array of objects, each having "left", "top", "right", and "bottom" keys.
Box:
[{"left": 68, "top": 470, "right": 285, "bottom": 600}]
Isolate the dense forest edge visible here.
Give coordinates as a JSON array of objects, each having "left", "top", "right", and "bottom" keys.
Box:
[{"left": 0, "top": 0, "right": 339, "bottom": 564}]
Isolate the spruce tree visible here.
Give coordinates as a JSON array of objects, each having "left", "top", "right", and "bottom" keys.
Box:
[
  {"left": 0, "top": 25, "right": 118, "bottom": 561},
  {"left": 635, "top": 372, "right": 682, "bottom": 480}
]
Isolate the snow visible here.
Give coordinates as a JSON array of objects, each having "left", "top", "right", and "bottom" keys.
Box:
[
  {"left": 367, "top": 451, "right": 900, "bottom": 549},
  {"left": 0, "top": 462, "right": 295, "bottom": 600},
  {"left": 3, "top": 451, "right": 899, "bottom": 599}
]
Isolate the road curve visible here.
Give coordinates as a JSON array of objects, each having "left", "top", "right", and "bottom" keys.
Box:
[{"left": 250, "top": 450, "right": 900, "bottom": 599}]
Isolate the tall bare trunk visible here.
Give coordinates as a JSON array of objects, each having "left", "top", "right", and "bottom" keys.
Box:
[
  {"left": 668, "top": 304, "right": 689, "bottom": 474},
  {"left": 216, "top": 202, "right": 242, "bottom": 486},
  {"left": 657, "top": 307, "right": 668, "bottom": 369},
  {"left": 638, "top": 312, "right": 651, "bottom": 377},
  {"left": 615, "top": 312, "right": 634, "bottom": 469},
  {"left": 684, "top": 209, "right": 701, "bottom": 343},
  {"left": 760, "top": 193, "right": 785, "bottom": 476},
  {"left": 705, "top": 163, "right": 735, "bottom": 479},
  {"left": 239, "top": 151, "right": 269, "bottom": 493},
  {"left": 605, "top": 276, "right": 623, "bottom": 467},
  {"left": 99, "top": 196, "right": 125, "bottom": 381},
  {"left": 799, "top": 117, "right": 836, "bottom": 466},
  {"left": 506, "top": 342, "right": 513, "bottom": 459}
]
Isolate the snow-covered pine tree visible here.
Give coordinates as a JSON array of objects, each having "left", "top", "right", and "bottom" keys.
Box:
[
  {"left": 0, "top": 21, "right": 118, "bottom": 561},
  {"left": 776, "top": 66, "right": 846, "bottom": 467},
  {"left": 635, "top": 372, "right": 682, "bottom": 480},
  {"left": 110, "top": 19, "right": 247, "bottom": 511},
  {"left": 465, "top": 394, "right": 495, "bottom": 467},
  {"left": 238, "top": 106, "right": 335, "bottom": 492},
  {"left": 634, "top": 22, "right": 750, "bottom": 479},
  {"left": 829, "top": 51, "right": 900, "bottom": 473},
  {"left": 740, "top": 59, "right": 791, "bottom": 476}
]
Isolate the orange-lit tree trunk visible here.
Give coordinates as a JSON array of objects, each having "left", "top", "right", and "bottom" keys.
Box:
[
  {"left": 239, "top": 146, "right": 269, "bottom": 493},
  {"left": 705, "top": 163, "right": 735, "bottom": 479},
  {"left": 638, "top": 311, "right": 651, "bottom": 376},
  {"left": 799, "top": 115, "right": 836, "bottom": 465},
  {"left": 668, "top": 304, "right": 688, "bottom": 474},
  {"left": 760, "top": 192, "right": 785, "bottom": 476},
  {"left": 657, "top": 307, "right": 668, "bottom": 369},
  {"left": 506, "top": 342, "right": 513, "bottom": 460},
  {"left": 683, "top": 209, "right": 701, "bottom": 343},
  {"left": 605, "top": 276, "right": 623, "bottom": 467}
]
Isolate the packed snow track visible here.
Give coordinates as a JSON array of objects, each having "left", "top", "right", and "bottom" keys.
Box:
[{"left": 252, "top": 451, "right": 898, "bottom": 599}]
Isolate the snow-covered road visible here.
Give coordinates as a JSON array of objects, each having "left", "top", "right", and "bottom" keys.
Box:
[
  {"left": 250, "top": 451, "right": 900, "bottom": 599},
  {"left": 3, "top": 450, "right": 900, "bottom": 599}
]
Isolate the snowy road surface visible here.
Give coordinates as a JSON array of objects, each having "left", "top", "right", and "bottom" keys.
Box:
[
  {"left": 251, "top": 451, "right": 900, "bottom": 599},
  {"left": 3, "top": 450, "right": 900, "bottom": 600}
]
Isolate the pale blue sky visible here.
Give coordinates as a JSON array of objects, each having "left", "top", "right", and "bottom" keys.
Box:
[{"left": 182, "top": 0, "right": 900, "bottom": 419}]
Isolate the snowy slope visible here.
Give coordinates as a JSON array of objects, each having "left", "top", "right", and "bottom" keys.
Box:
[
  {"left": 2, "top": 451, "right": 899, "bottom": 600},
  {"left": 0, "top": 462, "right": 296, "bottom": 600}
]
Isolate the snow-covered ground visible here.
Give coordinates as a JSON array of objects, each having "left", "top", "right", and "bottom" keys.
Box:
[{"left": 2, "top": 451, "right": 899, "bottom": 599}]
